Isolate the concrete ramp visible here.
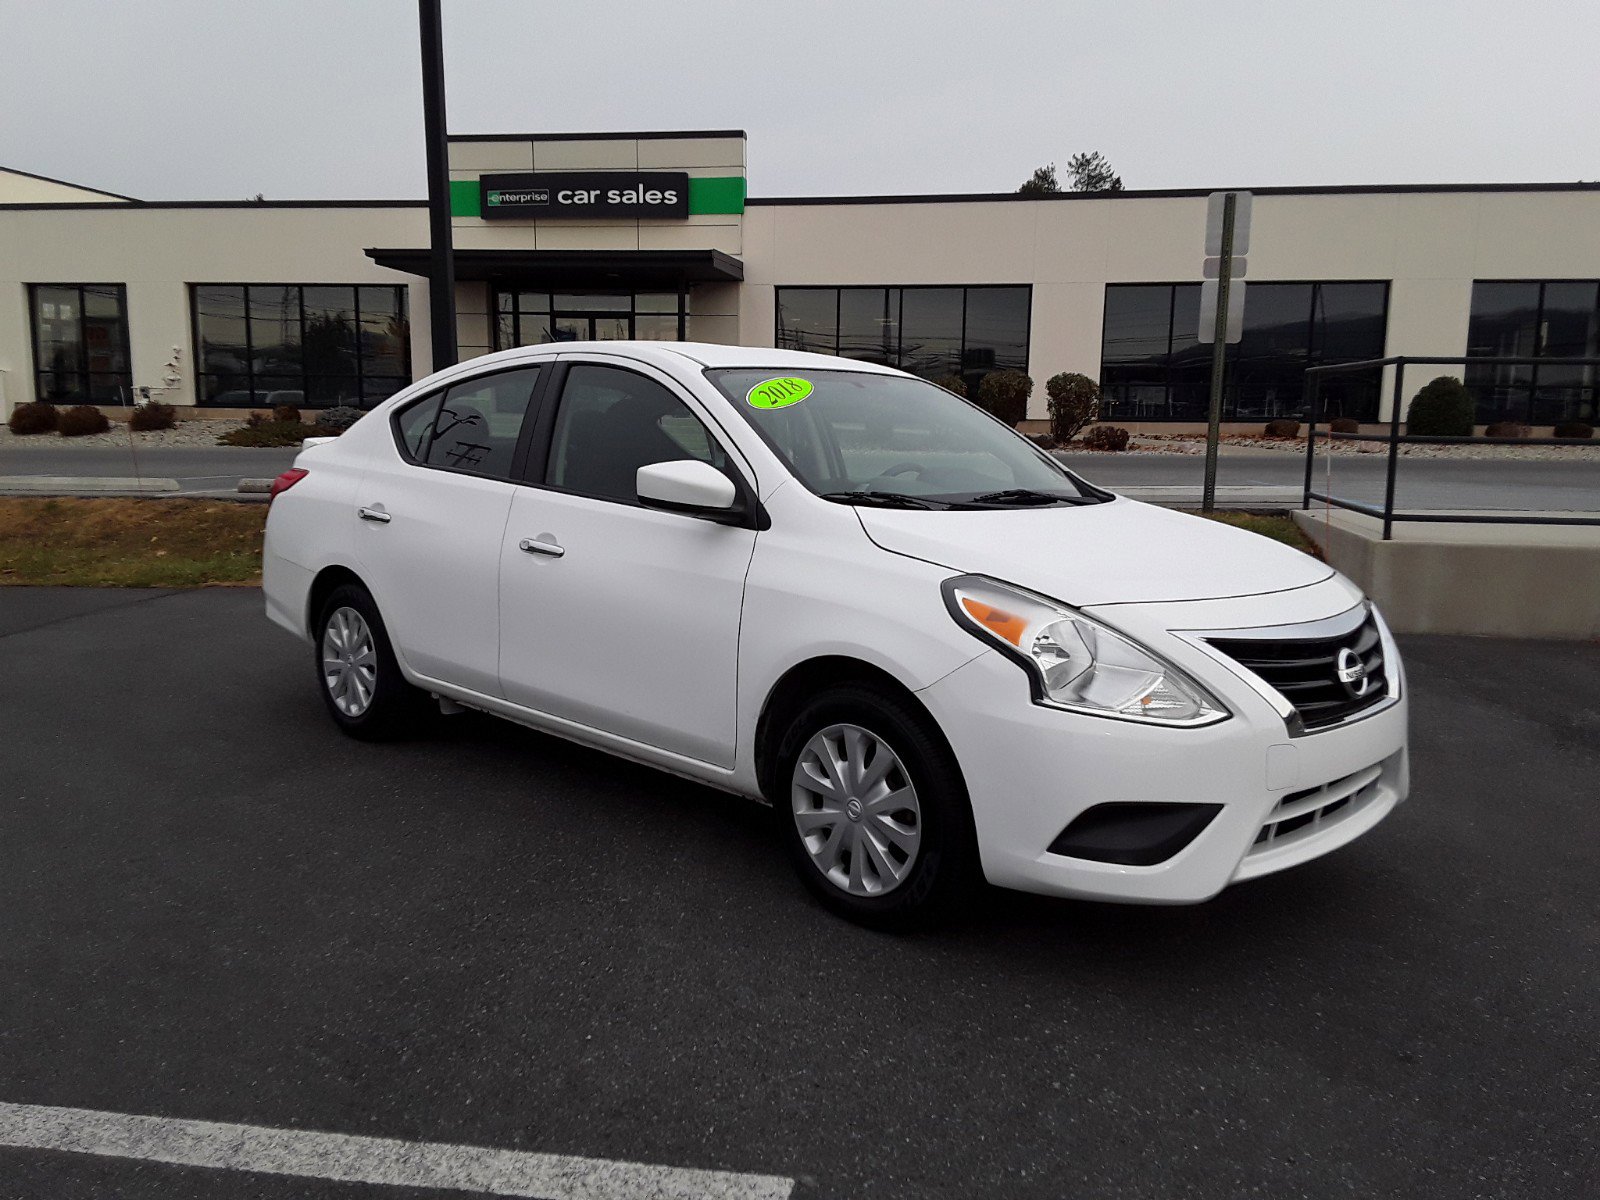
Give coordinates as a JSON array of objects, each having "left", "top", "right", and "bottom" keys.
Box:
[{"left": 1293, "top": 507, "right": 1600, "bottom": 639}]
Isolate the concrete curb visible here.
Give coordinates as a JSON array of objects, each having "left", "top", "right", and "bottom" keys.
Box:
[{"left": 0, "top": 476, "right": 180, "bottom": 495}]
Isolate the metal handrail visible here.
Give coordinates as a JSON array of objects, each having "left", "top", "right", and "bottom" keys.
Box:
[{"left": 1301, "top": 354, "right": 1600, "bottom": 539}]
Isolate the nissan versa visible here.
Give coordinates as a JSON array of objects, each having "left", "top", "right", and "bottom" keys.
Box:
[{"left": 262, "top": 342, "right": 1409, "bottom": 926}]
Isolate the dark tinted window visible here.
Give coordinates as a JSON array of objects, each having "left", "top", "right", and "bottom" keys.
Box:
[
  {"left": 546, "top": 365, "right": 727, "bottom": 504},
  {"left": 29, "top": 284, "right": 132, "bottom": 404},
  {"left": 1101, "top": 282, "right": 1389, "bottom": 422},
  {"left": 1466, "top": 280, "right": 1599, "bottom": 424},
  {"left": 395, "top": 366, "right": 542, "bottom": 480},
  {"left": 775, "top": 286, "right": 1031, "bottom": 396}
]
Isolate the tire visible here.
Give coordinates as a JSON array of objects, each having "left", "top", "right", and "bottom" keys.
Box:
[
  {"left": 771, "top": 681, "right": 978, "bottom": 930},
  {"left": 313, "top": 583, "right": 430, "bottom": 740}
]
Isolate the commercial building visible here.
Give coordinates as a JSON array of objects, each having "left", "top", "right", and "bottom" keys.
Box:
[{"left": 3, "top": 133, "right": 1598, "bottom": 429}]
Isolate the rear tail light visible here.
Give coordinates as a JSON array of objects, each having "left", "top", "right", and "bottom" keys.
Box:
[{"left": 269, "top": 468, "right": 309, "bottom": 502}]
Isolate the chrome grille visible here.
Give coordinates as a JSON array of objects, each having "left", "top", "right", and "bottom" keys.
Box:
[{"left": 1207, "top": 609, "right": 1387, "bottom": 731}]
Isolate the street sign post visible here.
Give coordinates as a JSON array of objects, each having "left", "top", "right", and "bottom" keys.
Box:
[{"left": 1199, "top": 190, "right": 1251, "bottom": 512}]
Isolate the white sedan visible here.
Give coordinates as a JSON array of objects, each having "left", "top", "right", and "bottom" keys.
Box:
[{"left": 263, "top": 342, "right": 1409, "bottom": 926}]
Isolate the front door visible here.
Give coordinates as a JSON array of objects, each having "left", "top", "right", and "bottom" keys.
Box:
[{"left": 498, "top": 359, "right": 758, "bottom": 767}]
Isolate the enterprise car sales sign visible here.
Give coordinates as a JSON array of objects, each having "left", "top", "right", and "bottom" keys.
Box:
[{"left": 479, "top": 172, "right": 690, "bottom": 220}]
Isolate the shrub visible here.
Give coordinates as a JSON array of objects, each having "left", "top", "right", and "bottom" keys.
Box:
[
  {"left": 930, "top": 374, "right": 967, "bottom": 399},
  {"left": 128, "top": 401, "right": 178, "bottom": 432},
  {"left": 1081, "top": 424, "right": 1131, "bottom": 452},
  {"left": 219, "top": 420, "right": 316, "bottom": 448},
  {"left": 1406, "top": 376, "right": 1474, "bottom": 436},
  {"left": 1045, "top": 372, "right": 1100, "bottom": 443},
  {"left": 1027, "top": 433, "right": 1058, "bottom": 450},
  {"left": 1553, "top": 420, "right": 1595, "bottom": 440},
  {"left": 1485, "top": 421, "right": 1530, "bottom": 439},
  {"left": 7, "top": 401, "right": 58, "bottom": 435},
  {"left": 1329, "top": 417, "right": 1361, "bottom": 434},
  {"left": 245, "top": 410, "right": 267, "bottom": 428},
  {"left": 1263, "top": 419, "right": 1301, "bottom": 439},
  {"left": 271, "top": 403, "right": 302, "bottom": 424},
  {"left": 317, "top": 405, "right": 365, "bottom": 432},
  {"left": 57, "top": 405, "right": 111, "bottom": 437},
  {"left": 975, "top": 369, "right": 1033, "bottom": 427}
]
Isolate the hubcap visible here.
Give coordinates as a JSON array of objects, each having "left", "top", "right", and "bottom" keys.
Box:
[
  {"left": 321, "top": 606, "right": 377, "bottom": 717},
  {"left": 791, "top": 723, "right": 922, "bottom": 897}
]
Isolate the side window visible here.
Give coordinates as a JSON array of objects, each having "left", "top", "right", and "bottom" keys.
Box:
[
  {"left": 393, "top": 366, "right": 541, "bottom": 480},
  {"left": 546, "top": 364, "right": 728, "bottom": 503}
]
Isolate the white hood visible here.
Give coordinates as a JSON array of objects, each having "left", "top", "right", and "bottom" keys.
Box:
[{"left": 856, "top": 497, "right": 1332, "bottom": 607}]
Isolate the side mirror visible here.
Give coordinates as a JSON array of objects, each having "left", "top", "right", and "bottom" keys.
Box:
[{"left": 636, "top": 459, "right": 739, "bottom": 516}]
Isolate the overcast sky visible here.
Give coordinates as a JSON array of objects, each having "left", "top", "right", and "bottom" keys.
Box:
[{"left": 2, "top": 0, "right": 1595, "bottom": 201}]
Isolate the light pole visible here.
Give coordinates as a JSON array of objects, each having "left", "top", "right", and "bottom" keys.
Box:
[{"left": 418, "top": 0, "right": 457, "bottom": 370}]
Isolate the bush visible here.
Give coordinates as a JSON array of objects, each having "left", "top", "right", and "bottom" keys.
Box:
[
  {"left": 128, "top": 401, "right": 178, "bottom": 432},
  {"left": 929, "top": 374, "right": 967, "bottom": 399},
  {"left": 1044, "top": 372, "right": 1100, "bottom": 443},
  {"left": 1081, "top": 424, "right": 1131, "bottom": 452},
  {"left": 57, "top": 405, "right": 111, "bottom": 437},
  {"left": 1027, "top": 433, "right": 1057, "bottom": 450},
  {"left": 7, "top": 401, "right": 58, "bottom": 435},
  {"left": 1406, "top": 376, "right": 1474, "bottom": 436},
  {"left": 1553, "top": 420, "right": 1595, "bottom": 440},
  {"left": 317, "top": 405, "right": 365, "bottom": 432},
  {"left": 272, "top": 403, "right": 302, "bottom": 425},
  {"left": 975, "top": 369, "right": 1033, "bottom": 427},
  {"left": 1485, "top": 421, "right": 1530, "bottom": 439},
  {"left": 1263, "top": 419, "right": 1301, "bottom": 439},
  {"left": 219, "top": 420, "right": 318, "bottom": 448},
  {"left": 1329, "top": 417, "right": 1361, "bottom": 434}
]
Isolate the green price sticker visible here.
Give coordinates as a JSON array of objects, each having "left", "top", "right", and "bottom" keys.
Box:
[{"left": 746, "top": 376, "right": 814, "bottom": 410}]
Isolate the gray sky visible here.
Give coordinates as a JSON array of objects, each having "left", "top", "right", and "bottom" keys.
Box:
[{"left": 2, "top": 0, "right": 1595, "bottom": 201}]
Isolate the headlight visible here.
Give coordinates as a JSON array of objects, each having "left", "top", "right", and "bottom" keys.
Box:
[{"left": 943, "top": 575, "right": 1228, "bottom": 726}]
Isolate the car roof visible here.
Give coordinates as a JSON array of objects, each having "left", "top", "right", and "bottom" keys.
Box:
[{"left": 458, "top": 341, "right": 905, "bottom": 376}]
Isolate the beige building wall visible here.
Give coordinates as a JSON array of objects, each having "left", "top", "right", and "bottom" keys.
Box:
[{"left": 0, "top": 167, "right": 129, "bottom": 205}]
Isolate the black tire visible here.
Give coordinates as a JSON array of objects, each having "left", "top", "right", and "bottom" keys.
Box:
[
  {"left": 771, "top": 681, "right": 978, "bottom": 930},
  {"left": 313, "top": 583, "right": 430, "bottom": 740}
]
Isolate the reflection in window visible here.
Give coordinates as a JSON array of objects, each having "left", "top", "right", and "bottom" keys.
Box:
[
  {"left": 1466, "top": 280, "right": 1599, "bottom": 424},
  {"left": 1100, "top": 282, "right": 1389, "bottom": 422},
  {"left": 495, "top": 290, "right": 686, "bottom": 346},
  {"left": 194, "top": 284, "right": 410, "bottom": 408},
  {"left": 395, "top": 367, "right": 542, "bottom": 480},
  {"left": 776, "top": 286, "right": 1031, "bottom": 396},
  {"left": 29, "top": 284, "right": 132, "bottom": 403}
]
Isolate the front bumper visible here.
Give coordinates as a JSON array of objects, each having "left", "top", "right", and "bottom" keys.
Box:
[{"left": 916, "top": 579, "right": 1410, "bottom": 903}]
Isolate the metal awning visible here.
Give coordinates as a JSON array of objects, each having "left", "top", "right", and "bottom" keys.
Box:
[{"left": 363, "top": 247, "right": 743, "bottom": 287}]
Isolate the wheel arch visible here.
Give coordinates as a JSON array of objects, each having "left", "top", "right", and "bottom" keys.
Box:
[{"left": 306, "top": 564, "right": 369, "bottom": 637}]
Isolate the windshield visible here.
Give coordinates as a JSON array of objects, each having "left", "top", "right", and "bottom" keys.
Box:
[{"left": 706, "top": 368, "right": 1108, "bottom": 509}]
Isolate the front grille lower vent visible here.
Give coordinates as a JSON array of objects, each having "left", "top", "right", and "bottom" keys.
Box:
[
  {"left": 1251, "top": 762, "right": 1382, "bottom": 852},
  {"left": 1207, "top": 610, "right": 1387, "bottom": 731}
]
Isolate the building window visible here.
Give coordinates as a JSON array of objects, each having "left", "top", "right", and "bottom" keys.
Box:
[
  {"left": 775, "top": 286, "right": 1031, "bottom": 395},
  {"left": 1466, "top": 280, "right": 1598, "bottom": 424},
  {"left": 495, "top": 290, "right": 686, "bottom": 347},
  {"left": 29, "top": 284, "right": 133, "bottom": 404},
  {"left": 1100, "top": 282, "right": 1389, "bottom": 422},
  {"left": 193, "top": 284, "right": 410, "bottom": 408}
]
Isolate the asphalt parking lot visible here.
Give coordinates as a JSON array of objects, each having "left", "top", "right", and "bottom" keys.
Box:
[{"left": 2, "top": 588, "right": 1597, "bottom": 1198}]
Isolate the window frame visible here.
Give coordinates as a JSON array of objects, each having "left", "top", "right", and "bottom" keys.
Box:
[
  {"left": 27, "top": 283, "right": 133, "bottom": 404},
  {"left": 189, "top": 282, "right": 412, "bottom": 409},
  {"left": 493, "top": 289, "right": 689, "bottom": 348},
  {"left": 387, "top": 362, "right": 554, "bottom": 485},
  {"left": 517, "top": 357, "right": 765, "bottom": 526}
]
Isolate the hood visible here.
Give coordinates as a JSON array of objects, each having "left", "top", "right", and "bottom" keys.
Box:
[{"left": 856, "top": 497, "right": 1332, "bottom": 607}]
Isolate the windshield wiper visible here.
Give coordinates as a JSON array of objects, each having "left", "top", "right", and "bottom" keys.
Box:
[
  {"left": 820, "top": 490, "right": 943, "bottom": 510},
  {"left": 968, "top": 488, "right": 1092, "bottom": 506}
]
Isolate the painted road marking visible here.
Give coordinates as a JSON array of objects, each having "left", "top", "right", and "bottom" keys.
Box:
[{"left": 0, "top": 1102, "right": 794, "bottom": 1199}]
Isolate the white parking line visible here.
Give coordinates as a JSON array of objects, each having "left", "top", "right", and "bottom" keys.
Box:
[{"left": 0, "top": 1102, "right": 794, "bottom": 1199}]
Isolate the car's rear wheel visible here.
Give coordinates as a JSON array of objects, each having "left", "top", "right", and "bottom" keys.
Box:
[
  {"left": 772, "top": 682, "right": 977, "bottom": 929},
  {"left": 314, "top": 583, "right": 427, "bottom": 740}
]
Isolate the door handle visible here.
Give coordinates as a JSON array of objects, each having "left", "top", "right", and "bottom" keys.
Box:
[
  {"left": 358, "top": 507, "right": 391, "bottom": 524},
  {"left": 518, "top": 537, "right": 565, "bottom": 558}
]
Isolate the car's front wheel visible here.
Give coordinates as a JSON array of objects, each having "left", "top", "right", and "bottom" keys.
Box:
[
  {"left": 314, "top": 583, "right": 428, "bottom": 740},
  {"left": 773, "top": 682, "right": 978, "bottom": 929}
]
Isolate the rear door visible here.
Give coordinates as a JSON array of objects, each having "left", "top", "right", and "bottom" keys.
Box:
[
  {"left": 497, "top": 358, "right": 759, "bottom": 767},
  {"left": 354, "top": 364, "right": 547, "bottom": 695}
]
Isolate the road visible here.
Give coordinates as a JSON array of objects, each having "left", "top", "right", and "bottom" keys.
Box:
[
  {"left": 1, "top": 588, "right": 1596, "bottom": 1198},
  {"left": 1, "top": 443, "right": 1595, "bottom": 510}
]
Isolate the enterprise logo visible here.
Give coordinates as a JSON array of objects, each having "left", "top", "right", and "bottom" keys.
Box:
[{"left": 486, "top": 188, "right": 550, "bottom": 207}]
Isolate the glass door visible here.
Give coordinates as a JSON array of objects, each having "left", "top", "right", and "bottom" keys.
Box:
[{"left": 496, "top": 290, "right": 685, "bottom": 348}]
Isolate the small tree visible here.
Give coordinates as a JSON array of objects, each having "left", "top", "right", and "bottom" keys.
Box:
[
  {"left": 1018, "top": 164, "right": 1061, "bottom": 196},
  {"left": 1045, "top": 372, "right": 1100, "bottom": 442},
  {"left": 1406, "top": 376, "right": 1475, "bottom": 436},
  {"left": 1066, "top": 151, "right": 1123, "bottom": 192},
  {"left": 976, "top": 370, "right": 1033, "bottom": 427}
]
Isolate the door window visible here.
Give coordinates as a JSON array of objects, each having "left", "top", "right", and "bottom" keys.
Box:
[
  {"left": 394, "top": 366, "right": 542, "bottom": 480},
  {"left": 545, "top": 364, "right": 728, "bottom": 504}
]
